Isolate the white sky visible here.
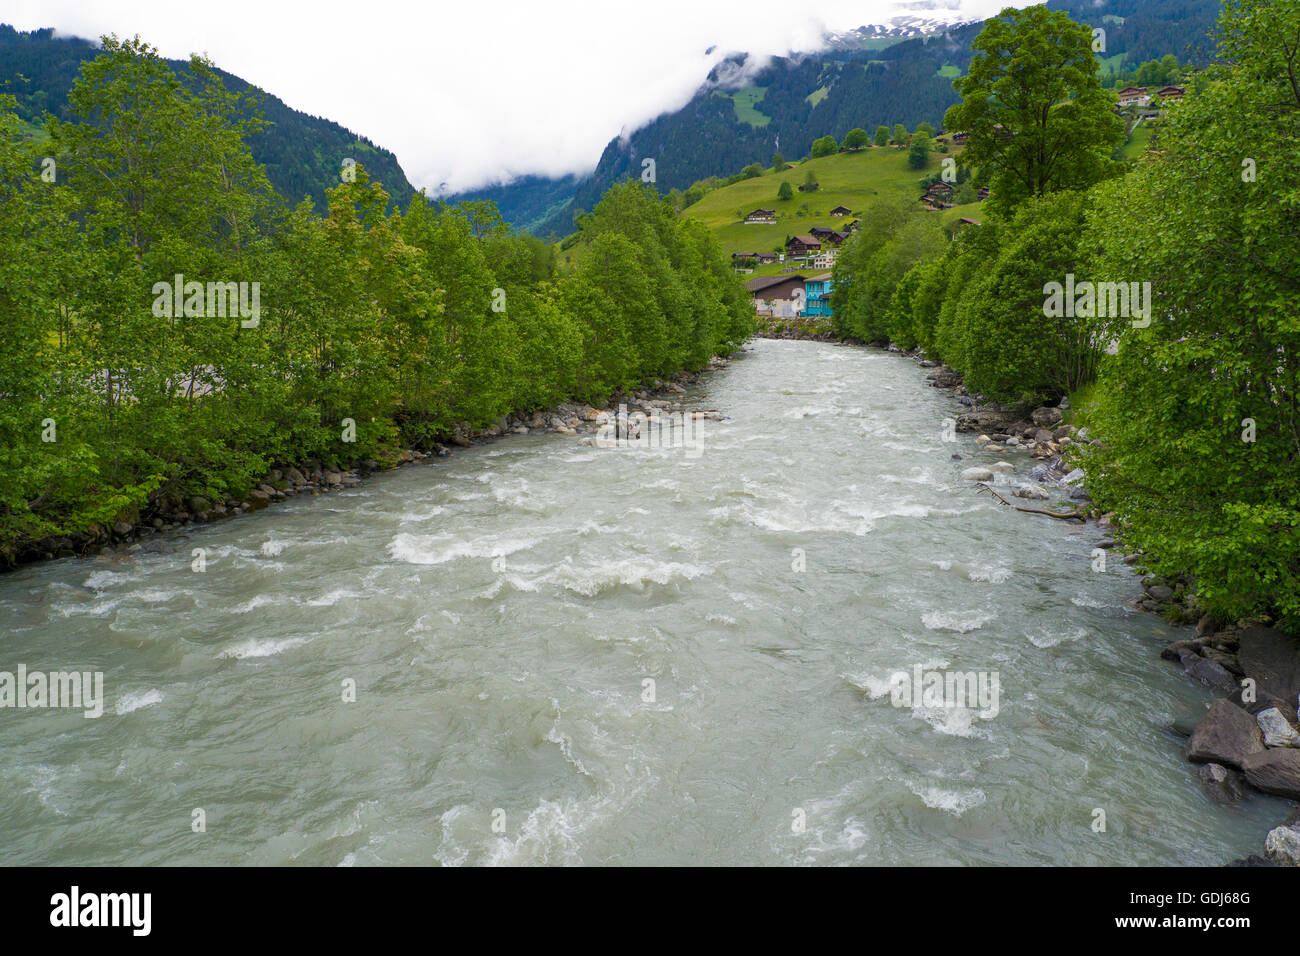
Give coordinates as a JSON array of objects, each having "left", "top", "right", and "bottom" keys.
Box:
[{"left": 4, "top": 0, "right": 1033, "bottom": 194}]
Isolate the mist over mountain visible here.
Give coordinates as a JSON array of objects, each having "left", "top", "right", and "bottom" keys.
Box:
[
  {"left": 457, "top": 0, "right": 1219, "bottom": 236},
  {"left": 0, "top": 24, "right": 418, "bottom": 213}
]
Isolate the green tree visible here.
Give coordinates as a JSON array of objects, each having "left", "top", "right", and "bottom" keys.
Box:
[
  {"left": 873, "top": 125, "right": 890, "bottom": 147},
  {"left": 908, "top": 132, "right": 932, "bottom": 169},
  {"left": 943, "top": 5, "right": 1124, "bottom": 211},
  {"left": 842, "top": 127, "right": 870, "bottom": 149},
  {"left": 810, "top": 135, "right": 838, "bottom": 158},
  {"left": 772, "top": 152, "right": 787, "bottom": 171},
  {"left": 1082, "top": 0, "right": 1300, "bottom": 627},
  {"left": 892, "top": 123, "right": 907, "bottom": 144},
  {"left": 777, "top": 180, "right": 794, "bottom": 201}
]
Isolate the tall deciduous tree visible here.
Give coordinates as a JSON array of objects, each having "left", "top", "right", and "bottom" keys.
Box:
[{"left": 943, "top": 6, "right": 1123, "bottom": 211}]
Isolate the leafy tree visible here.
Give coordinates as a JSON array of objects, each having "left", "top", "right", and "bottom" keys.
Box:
[
  {"left": 740, "top": 162, "right": 763, "bottom": 179},
  {"left": 810, "top": 135, "right": 838, "bottom": 158},
  {"left": 777, "top": 180, "right": 794, "bottom": 201},
  {"left": 1081, "top": 0, "right": 1300, "bottom": 627},
  {"left": 892, "top": 123, "right": 907, "bottom": 144},
  {"left": 874, "top": 125, "right": 890, "bottom": 146},
  {"left": 772, "top": 152, "right": 787, "bottom": 171},
  {"left": 802, "top": 170, "right": 818, "bottom": 191},
  {"left": 908, "top": 132, "right": 932, "bottom": 169},
  {"left": 943, "top": 5, "right": 1124, "bottom": 212},
  {"left": 842, "top": 127, "right": 870, "bottom": 149}
]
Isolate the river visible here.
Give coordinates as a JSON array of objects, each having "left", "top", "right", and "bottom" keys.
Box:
[{"left": 0, "top": 338, "right": 1283, "bottom": 865}]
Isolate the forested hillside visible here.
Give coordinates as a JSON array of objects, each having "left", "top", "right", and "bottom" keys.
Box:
[{"left": 0, "top": 24, "right": 418, "bottom": 212}]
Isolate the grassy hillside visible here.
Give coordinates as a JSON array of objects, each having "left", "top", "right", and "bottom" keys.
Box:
[
  {"left": 689, "top": 146, "right": 982, "bottom": 265},
  {"left": 555, "top": 144, "right": 984, "bottom": 274}
]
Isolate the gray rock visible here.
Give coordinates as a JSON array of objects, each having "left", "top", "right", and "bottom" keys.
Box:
[
  {"left": 112, "top": 521, "right": 132, "bottom": 537},
  {"left": 1031, "top": 406, "right": 1063, "bottom": 426},
  {"left": 1012, "top": 484, "right": 1049, "bottom": 500},
  {"left": 988, "top": 461, "right": 1016, "bottom": 475},
  {"left": 1198, "top": 762, "right": 1246, "bottom": 804},
  {"left": 1242, "top": 748, "right": 1300, "bottom": 798},
  {"left": 1148, "top": 584, "right": 1175, "bottom": 601},
  {"left": 1185, "top": 699, "right": 1266, "bottom": 768},
  {"left": 961, "top": 467, "right": 994, "bottom": 481},
  {"left": 1063, "top": 468, "right": 1086, "bottom": 484},
  {"left": 188, "top": 496, "right": 211, "bottom": 514},
  {"left": 1264, "top": 825, "right": 1300, "bottom": 866},
  {"left": 1238, "top": 626, "right": 1300, "bottom": 705},
  {"left": 1181, "top": 652, "right": 1240, "bottom": 693},
  {"left": 1257, "top": 707, "right": 1300, "bottom": 748}
]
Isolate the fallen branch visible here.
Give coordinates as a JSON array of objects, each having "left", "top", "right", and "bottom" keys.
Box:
[{"left": 977, "top": 483, "right": 1086, "bottom": 521}]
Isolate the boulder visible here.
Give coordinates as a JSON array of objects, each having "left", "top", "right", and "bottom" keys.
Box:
[
  {"left": 1197, "top": 763, "right": 1246, "bottom": 804},
  {"left": 1238, "top": 625, "right": 1300, "bottom": 704},
  {"left": 1257, "top": 707, "right": 1300, "bottom": 748},
  {"left": 1012, "top": 484, "right": 1049, "bottom": 500},
  {"left": 988, "top": 461, "right": 1016, "bottom": 476},
  {"left": 961, "top": 467, "right": 994, "bottom": 481},
  {"left": 1242, "top": 748, "right": 1300, "bottom": 798},
  {"left": 1185, "top": 699, "right": 1265, "bottom": 768},
  {"left": 1264, "top": 825, "right": 1300, "bottom": 866},
  {"left": 1031, "top": 406, "right": 1063, "bottom": 426},
  {"left": 1179, "top": 651, "right": 1239, "bottom": 693},
  {"left": 188, "top": 496, "right": 211, "bottom": 514}
]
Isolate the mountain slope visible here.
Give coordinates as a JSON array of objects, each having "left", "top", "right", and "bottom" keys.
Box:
[
  {"left": 460, "top": 0, "right": 1220, "bottom": 236},
  {"left": 0, "top": 25, "right": 418, "bottom": 212}
]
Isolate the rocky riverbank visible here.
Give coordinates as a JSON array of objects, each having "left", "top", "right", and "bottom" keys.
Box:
[
  {"left": 911, "top": 347, "right": 1300, "bottom": 866},
  {"left": 3, "top": 357, "right": 732, "bottom": 571}
]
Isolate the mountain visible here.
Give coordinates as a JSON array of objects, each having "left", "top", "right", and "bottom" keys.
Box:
[
  {"left": 456, "top": 0, "right": 1220, "bottom": 237},
  {"left": 0, "top": 25, "right": 418, "bottom": 213}
]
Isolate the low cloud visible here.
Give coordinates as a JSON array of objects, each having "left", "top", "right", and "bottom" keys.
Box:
[{"left": 6, "top": 0, "right": 1031, "bottom": 194}]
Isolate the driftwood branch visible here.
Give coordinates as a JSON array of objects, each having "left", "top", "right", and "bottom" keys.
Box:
[{"left": 977, "top": 483, "right": 1086, "bottom": 521}]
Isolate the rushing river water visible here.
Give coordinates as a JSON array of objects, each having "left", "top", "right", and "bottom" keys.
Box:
[{"left": 0, "top": 339, "right": 1285, "bottom": 865}]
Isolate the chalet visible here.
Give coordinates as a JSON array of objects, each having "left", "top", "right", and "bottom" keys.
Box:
[
  {"left": 951, "top": 131, "right": 969, "bottom": 145},
  {"left": 744, "top": 208, "right": 776, "bottom": 224},
  {"left": 803, "top": 273, "right": 834, "bottom": 317},
  {"left": 830, "top": 206, "right": 852, "bottom": 217},
  {"left": 923, "top": 181, "right": 954, "bottom": 199},
  {"left": 745, "top": 274, "right": 807, "bottom": 317},
  {"left": 977, "top": 186, "right": 990, "bottom": 201},
  {"left": 732, "top": 251, "right": 778, "bottom": 265},
  {"left": 785, "top": 235, "right": 821, "bottom": 259},
  {"left": 809, "top": 226, "right": 836, "bottom": 240},
  {"left": 825, "top": 231, "right": 849, "bottom": 246},
  {"left": 1155, "top": 85, "right": 1185, "bottom": 102},
  {"left": 810, "top": 249, "right": 838, "bottom": 269},
  {"left": 1116, "top": 86, "right": 1150, "bottom": 107},
  {"left": 844, "top": 219, "right": 861, "bottom": 233}
]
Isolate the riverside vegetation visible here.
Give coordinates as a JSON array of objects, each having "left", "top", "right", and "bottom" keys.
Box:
[
  {"left": 0, "top": 37, "right": 755, "bottom": 567},
  {"left": 824, "top": 0, "right": 1299, "bottom": 635}
]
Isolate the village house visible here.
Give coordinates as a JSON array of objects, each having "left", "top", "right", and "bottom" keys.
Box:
[
  {"left": 732, "top": 251, "right": 778, "bottom": 266},
  {"left": 803, "top": 273, "right": 834, "bottom": 317},
  {"left": 1116, "top": 86, "right": 1150, "bottom": 107},
  {"left": 744, "top": 208, "right": 776, "bottom": 224},
  {"left": 809, "top": 226, "right": 836, "bottom": 240},
  {"left": 829, "top": 206, "right": 852, "bottom": 217},
  {"left": 844, "top": 219, "right": 861, "bottom": 233},
  {"left": 785, "top": 235, "right": 821, "bottom": 259},
  {"left": 1155, "top": 85, "right": 1185, "bottom": 102},
  {"left": 810, "top": 248, "right": 838, "bottom": 269},
  {"left": 744, "top": 274, "right": 807, "bottom": 317}
]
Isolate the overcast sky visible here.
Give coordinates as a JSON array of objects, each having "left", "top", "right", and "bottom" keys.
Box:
[{"left": 5, "top": 0, "right": 1034, "bottom": 194}]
